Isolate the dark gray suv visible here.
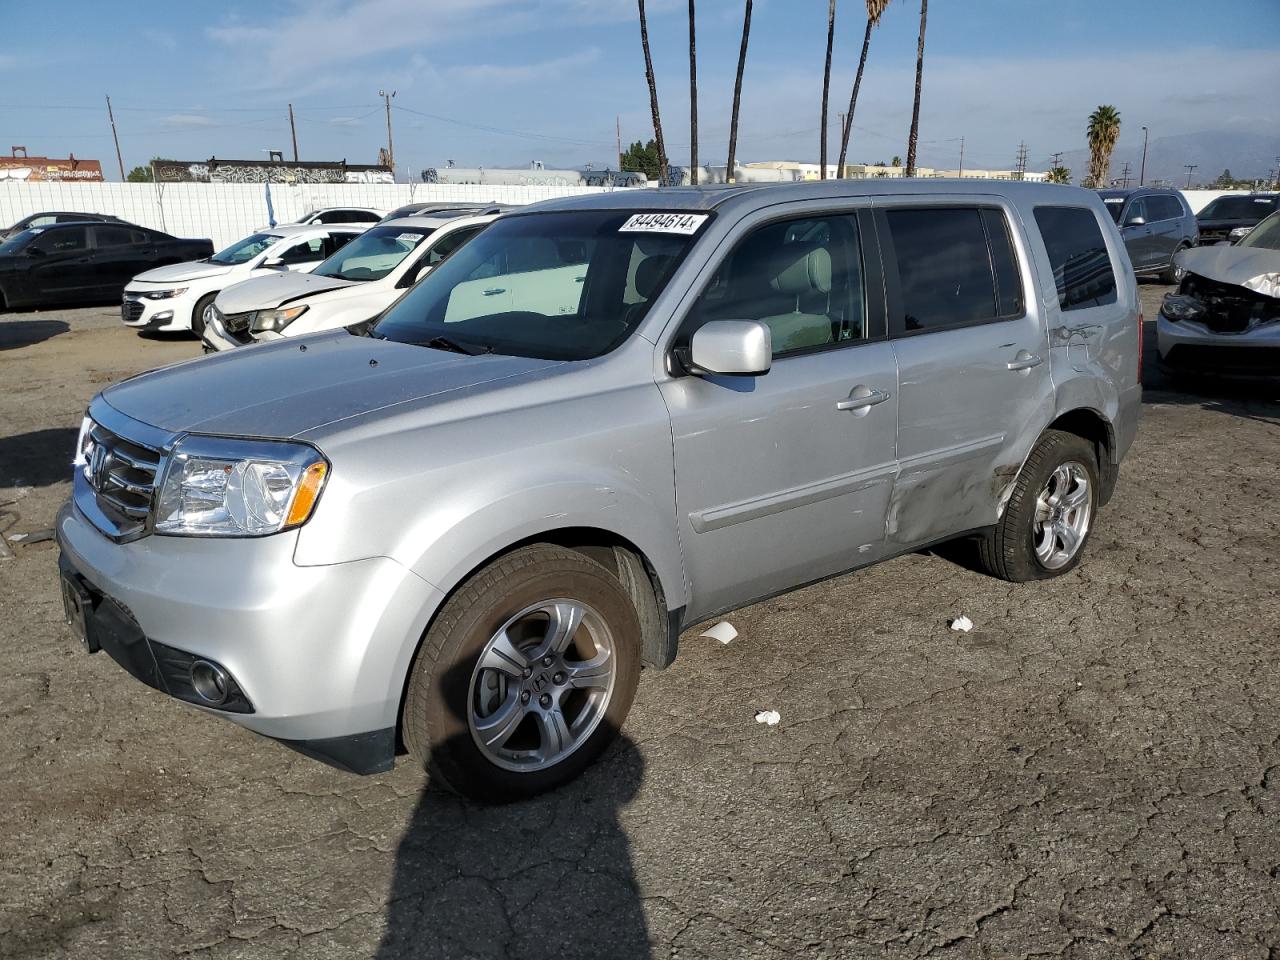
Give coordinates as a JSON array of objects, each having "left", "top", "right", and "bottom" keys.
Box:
[{"left": 1098, "top": 188, "right": 1197, "bottom": 284}]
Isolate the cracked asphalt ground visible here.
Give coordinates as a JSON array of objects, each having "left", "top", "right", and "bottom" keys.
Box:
[{"left": 1, "top": 284, "right": 1278, "bottom": 960}]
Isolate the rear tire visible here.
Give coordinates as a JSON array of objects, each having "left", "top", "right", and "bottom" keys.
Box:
[
  {"left": 976, "top": 430, "right": 1099, "bottom": 582},
  {"left": 402, "top": 544, "right": 641, "bottom": 802},
  {"left": 191, "top": 292, "right": 217, "bottom": 336}
]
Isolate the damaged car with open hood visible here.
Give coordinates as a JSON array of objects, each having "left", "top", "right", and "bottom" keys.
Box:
[{"left": 1158, "top": 210, "right": 1280, "bottom": 379}]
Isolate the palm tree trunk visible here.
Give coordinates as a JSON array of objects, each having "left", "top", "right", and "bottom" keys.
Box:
[
  {"left": 904, "top": 0, "right": 927, "bottom": 177},
  {"left": 726, "top": 0, "right": 753, "bottom": 183},
  {"left": 637, "top": 0, "right": 669, "bottom": 186},
  {"left": 688, "top": 0, "right": 698, "bottom": 185},
  {"left": 820, "top": 0, "right": 836, "bottom": 180},
  {"left": 836, "top": 16, "right": 874, "bottom": 176}
]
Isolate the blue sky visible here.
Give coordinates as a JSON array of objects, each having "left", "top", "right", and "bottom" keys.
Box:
[{"left": 2, "top": 0, "right": 1277, "bottom": 178}]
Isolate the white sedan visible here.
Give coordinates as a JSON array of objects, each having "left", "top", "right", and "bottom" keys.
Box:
[
  {"left": 202, "top": 213, "right": 496, "bottom": 350},
  {"left": 122, "top": 224, "right": 366, "bottom": 335}
]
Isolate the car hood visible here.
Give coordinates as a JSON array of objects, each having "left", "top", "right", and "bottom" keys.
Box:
[
  {"left": 101, "top": 330, "right": 563, "bottom": 439},
  {"left": 132, "top": 260, "right": 233, "bottom": 284},
  {"left": 215, "top": 271, "right": 359, "bottom": 313},
  {"left": 1176, "top": 245, "right": 1280, "bottom": 298}
]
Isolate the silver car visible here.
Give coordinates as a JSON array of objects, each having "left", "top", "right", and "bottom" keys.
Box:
[{"left": 56, "top": 181, "right": 1141, "bottom": 800}]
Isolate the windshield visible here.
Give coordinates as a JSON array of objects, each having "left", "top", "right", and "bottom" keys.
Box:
[
  {"left": 312, "top": 225, "right": 434, "bottom": 281},
  {"left": 0, "top": 230, "right": 35, "bottom": 256},
  {"left": 1101, "top": 197, "right": 1125, "bottom": 223},
  {"left": 210, "top": 233, "right": 281, "bottom": 265},
  {"left": 1237, "top": 212, "right": 1280, "bottom": 251},
  {"left": 1199, "top": 196, "right": 1278, "bottom": 221},
  {"left": 371, "top": 210, "right": 706, "bottom": 361}
]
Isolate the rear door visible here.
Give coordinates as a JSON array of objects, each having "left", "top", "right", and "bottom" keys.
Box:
[
  {"left": 877, "top": 200, "right": 1054, "bottom": 549},
  {"left": 91, "top": 225, "right": 154, "bottom": 294},
  {"left": 1146, "top": 195, "right": 1182, "bottom": 265},
  {"left": 660, "top": 205, "right": 899, "bottom": 620}
]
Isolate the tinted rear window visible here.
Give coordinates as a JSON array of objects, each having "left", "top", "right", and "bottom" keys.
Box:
[
  {"left": 886, "top": 206, "right": 1024, "bottom": 332},
  {"left": 1148, "top": 195, "right": 1184, "bottom": 221},
  {"left": 1199, "top": 196, "right": 1278, "bottom": 220},
  {"left": 1033, "top": 206, "right": 1118, "bottom": 311}
]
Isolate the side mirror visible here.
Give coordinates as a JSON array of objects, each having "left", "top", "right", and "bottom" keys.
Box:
[
  {"left": 26, "top": 246, "right": 46, "bottom": 257},
  {"left": 263, "top": 258, "right": 287, "bottom": 270},
  {"left": 684, "top": 320, "right": 772, "bottom": 377},
  {"left": 1124, "top": 216, "right": 1146, "bottom": 227}
]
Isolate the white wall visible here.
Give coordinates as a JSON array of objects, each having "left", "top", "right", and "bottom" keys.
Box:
[{"left": 0, "top": 181, "right": 624, "bottom": 250}]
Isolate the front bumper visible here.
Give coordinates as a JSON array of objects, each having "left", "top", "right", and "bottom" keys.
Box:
[
  {"left": 1156, "top": 312, "right": 1280, "bottom": 379},
  {"left": 122, "top": 289, "right": 196, "bottom": 333},
  {"left": 200, "top": 311, "right": 247, "bottom": 352},
  {"left": 55, "top": 499, "right": 444, "bottom": 773}
]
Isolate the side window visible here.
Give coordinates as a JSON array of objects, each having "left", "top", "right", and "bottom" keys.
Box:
[
  {"left": 1032, "top": 206, "right": 1118, "bottom": 311},
  {"left": 32, "top": 227, "right": 88, "bottom": 253},
  {"left": 426, "top": 225, "right": 482, "bottom": 267},
  {"left": 29, "top": 215, "right": 57, "bottom": 227},
  {"left": 93, "top": 226, "right": 138, "bottom": 248},
  {"left": 1124, "top": 198, "right": 1147, "bottom": 224},
  {"left": 885, "top": 206, "right": 1020, "bottom": 333},
  {"left": 686, "top": 213, "right": 866, "bottom": 358},
  {"left": 1156, "top": 195, "right": 1184, "bottom": 221},
  {"left": 276, "top": 237, "right": 327, "bottom": 264},
  {"left": 322, "top": 232, "right": 357, "bottom": 257}
]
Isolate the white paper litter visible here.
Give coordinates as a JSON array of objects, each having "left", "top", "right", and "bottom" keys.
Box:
[
  {"left": 949, "top": 615, "right": 974, "bottom": 633},
  {"left": 755, "top": 709, "right": 781, "bottom": 726},
  {"left": 699, "top": 621, "right": 738, "bottom": 645}
]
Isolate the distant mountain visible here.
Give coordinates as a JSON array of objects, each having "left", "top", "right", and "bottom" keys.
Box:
[{"left": 1059, "top": 130, "right": 1280, "bottom": 188}]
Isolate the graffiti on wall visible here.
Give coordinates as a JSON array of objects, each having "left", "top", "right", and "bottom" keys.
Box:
[
  {"left": 152, "top": 158, "right": 393, "bottom": 184},
  {"left": 0, "top": 155, "right": 104, "bottom": 182}
]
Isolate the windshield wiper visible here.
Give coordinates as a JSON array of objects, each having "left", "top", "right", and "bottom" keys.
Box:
[{"left": 418, "top": 335, "right": 491, "bottom": 356}]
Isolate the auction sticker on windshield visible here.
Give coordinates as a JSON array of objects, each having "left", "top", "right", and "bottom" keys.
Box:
[{"left": 619, "top": 213, "right": 708, "bottom": 235}]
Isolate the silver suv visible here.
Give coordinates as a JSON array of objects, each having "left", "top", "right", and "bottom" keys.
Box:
[{"left": 57, "top": 181, "right": 1141, "bottom": 800}]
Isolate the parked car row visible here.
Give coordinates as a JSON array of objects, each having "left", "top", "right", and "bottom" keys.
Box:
[{"left": 58, "top": 179, "right": 1145, "bottom": 800}]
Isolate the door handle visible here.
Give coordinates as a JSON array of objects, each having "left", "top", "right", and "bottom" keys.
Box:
[
  {"left": 1007, "top": 353, "right": 1043, "bottom": 371},
  {"left": 483, "top": 288, "right": 506, "bottom": 296},
  {"left": 836, "top": 388, "right": 891, "bottom": 412}
]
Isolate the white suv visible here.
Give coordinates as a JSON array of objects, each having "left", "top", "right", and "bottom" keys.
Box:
[
  {"left": 202, "top": 214, "right": 495, "bottom": 350},
  {"left": 122, "top": 225, "right": 365, "bottom": 335}
]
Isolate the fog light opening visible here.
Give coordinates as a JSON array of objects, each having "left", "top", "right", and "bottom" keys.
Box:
[{"left": 190, "top": 660, "right": 230, "bottom": 705}]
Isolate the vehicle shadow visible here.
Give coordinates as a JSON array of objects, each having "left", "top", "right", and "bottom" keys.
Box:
[
  {"left": 376, "top": 725, "right": 651, "bottom": 958},
  {"left": 0, "top": 319, "right": 69, "bottom": 351},
  {"left": 0, "top": 428, "right": 80, "bottom": 488}
]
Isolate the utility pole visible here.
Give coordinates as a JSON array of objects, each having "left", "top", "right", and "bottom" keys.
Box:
[
  {"left": 105, "top": 94, "right": 125, "bottom": 181},
  {"left": 1274, "top": 156, "right": 1280, "bottom": 190},
  {"left": 688, "top": 0, "right": 697, "bottom": 185},
  {"left": 379, "top": 89, "right": 396, "bottom": 175},
  {"left": 1014, "top": 140, "right": 1028, "bottom": 181},
  {"left": 288, "top": 103, "right": 299, "bottom": 162},
  {"left": 958, "top": 136, "right": 965, "bottom": 177},
  {"left": 616, "top": 115, "right": 623, "bottom": 173},
  {"left": 1184, "top": 163, "right": 1197, "bottom": 188},
  {"left": 1139, "top": 126, "right": 1149, "bottom": 186}
]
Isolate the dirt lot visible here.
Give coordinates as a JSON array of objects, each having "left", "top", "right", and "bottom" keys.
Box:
[{"left": 1, "top": 287, "right": 1278, "bottom": 960}]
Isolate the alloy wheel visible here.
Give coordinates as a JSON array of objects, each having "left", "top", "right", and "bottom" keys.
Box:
[{"left": 1032, "top": 461, "right": 1092, "bottom": 570}]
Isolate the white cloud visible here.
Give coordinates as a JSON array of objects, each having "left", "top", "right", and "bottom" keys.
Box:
[{"left": 446, "top": 48, "right": 602, "bottom": 86}]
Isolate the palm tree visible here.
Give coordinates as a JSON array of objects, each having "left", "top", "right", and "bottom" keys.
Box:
[
  {"left": 819, "top": 0, "right": 837, "bottom": 180},
  {"left": 637, "top": 0, "right": 669, "bottom": 186},
  {"left": 688, "top": 0, "right": 698, "bottom": 185},
  {"left": 835, "top": 0, "right": 891, "bottom": 177},
  {"left": 726, "top": 0, "right": 753, "bottom": 183},
  {"left": 1087, "top": 105, "right": 1122, "bottom": 188},
  {"left": 904, "top": 0, "right": 928, "bottom": 177}
]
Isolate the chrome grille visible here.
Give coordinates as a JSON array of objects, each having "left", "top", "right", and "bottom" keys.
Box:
[
  {"left": 122, "top": 298, "right": 145, "bottom": 323},
  {"left": 86, "top": 421, "right": 163, "bottom": 531}
]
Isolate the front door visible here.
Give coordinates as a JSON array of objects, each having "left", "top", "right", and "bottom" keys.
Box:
[
  {"left": 28, "top": 226, "right": 95, "bottom": 300},
  {"left": 1120, "top": 197, "right": 1157, "bottom": 270},
  {"left": 878, "top": 201, "right": 1054, "bottom": 549},
  {"left": 660, "top": 207, "right": 898, "bottom": 621}
]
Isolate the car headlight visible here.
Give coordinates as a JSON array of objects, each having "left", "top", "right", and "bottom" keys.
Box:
[
  {"left": 155, "top": 436, "right": 328, "bottom": 537},
  {"left": 1228, "top": 226, "right": 1252, "bottom": 241},
  {"left": 251, "top": 304, "right": 309, "bottom": 333},
  {"left": 142, "top": 287, "right": 188, "bottom": 300},
  {"left": 72, "top": 414, "right": 94, "bottom": 480},
  {"left": 1160, "top": 293, "right": 1206, "bottom": 323}
]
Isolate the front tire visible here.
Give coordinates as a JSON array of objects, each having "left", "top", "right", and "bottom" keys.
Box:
[
  {"left": 977, "top": 430, "right": 1099, "bottom": 582},
  {"left": 402, "top": 544, "right": 641, "bottom": 802},
  {"left": 191, "top": 292, "right": 218, "bottom": 336},
  {"left": 1161, "top": 244, "right": 1189, "bottom": 285}
]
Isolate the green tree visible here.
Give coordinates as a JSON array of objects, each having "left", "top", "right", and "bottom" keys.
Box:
[
  {"left": 891, "top": 155, "right": 902, "bottom": 167},
  {"left": 1046, "top": 165, "right": 1072, "bottom": 185},
  {"left": 1086, "top": 105, "right": 1121, "bottom": 188},
  {"left": 621, "top": 139, "right": 664, "bottom": 179},
  {"left": 836, "top": 1, "right": 892, "bottom": 178},
  {"left": 726, "top": 0, "right": 754, "bottom": 182},
  {"left": 126, "top": 164, "right": 153, "bottom": 182},
  {"left": 904, "top": 0, "right": 928, "bottom": 176}
]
